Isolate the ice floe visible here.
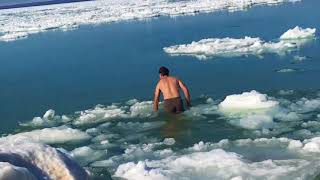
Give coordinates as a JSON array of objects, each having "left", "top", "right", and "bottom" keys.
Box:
[
  {"left": 163, "top": 26, "right": 316, "bottom": 59},
  {"left": 20, "top": 100, "right": 155, "bottom": 127},
  {"left": 280, "top": 26, "right": 316, "bottom": 40},
  {"left": 3, "top": 126, "right": 91, "bottom": 144},
  {"left": 219, "top": 90, "right": 278, "bottom": 110},
  {"left": 112, "top": 137, "right": 320, "bottom": 180},
  {"left": 71, "top": 146, "right": 106, "bottom": 166},
  {"left": 0, "top": 139, "right": 88, "bottom": 180},
  {"left": 74, "top": 100, "right": 154, "bottom": 126},
  {"left": 0, "top": 0, "right": 301, "bottom": 42}
]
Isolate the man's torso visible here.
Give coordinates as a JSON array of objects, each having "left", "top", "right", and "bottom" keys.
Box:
[{"left": 158, "top": 76, "right": 180, "bottom": 100}]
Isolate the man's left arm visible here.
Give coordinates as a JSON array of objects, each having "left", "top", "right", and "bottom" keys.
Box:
[{"left": 178, "top": 79, "right": 191, "bottom": 108}]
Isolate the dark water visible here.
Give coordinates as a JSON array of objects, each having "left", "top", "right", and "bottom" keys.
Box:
[
  {"left": 0, "top": 0, "right": 91, "bottom": 9},
  {"left": 0, "top": 0, "right": 319, "bottom": 134}
]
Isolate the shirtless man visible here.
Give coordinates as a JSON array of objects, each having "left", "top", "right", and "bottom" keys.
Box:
[{"left": 153, "top": 66, "right": 191, "bottom": 113}]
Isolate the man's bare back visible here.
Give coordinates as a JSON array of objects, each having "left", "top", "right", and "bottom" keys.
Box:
[{"left": 153, "top": 67, "right": 191, "bottom": 113}]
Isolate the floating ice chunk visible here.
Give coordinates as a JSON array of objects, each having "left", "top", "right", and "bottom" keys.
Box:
[
  {"left": 278, "top": 90, "right": 294, "bottom": 95},
  {"left": 164, "top": 37, "right": 298, "bottom": 59},
  {"left": 288, "top": 140, "right": 303, "bottom": 149},
  {"left": 129, "top": 101, "right": 154, "bottom": 118},
  {"left": 280, "top": 26, "right": 316, "bottom": 40},
  {"left": 0, "top": 139, "right": 88, "bottom": 179},
  {"left": 4, "top": 126, "right": 91, "bottom": 144},
  {"left": 0, "top": 162, "right": 36, "bottom": 180},
  {"left": 303, "top": 137, "right": 320, "bottom": 152},
  {"left": 230, "top": 114, "right": 274, "bottom": 129},
  {"left": 74, "top": 105, "right": 127, "bottom": 126},
  {"left": 73, "top": 100, "right": 154, "bottom": 126},
  {"left": 116, "top": 121, "right": 165, "bottom": 132},
  {"left": 20, "top": 109, "right": 71, "bottom": 128},
  {"left": 0, "top": 0, "right": 300, "bottom": 42},
  {"left": 164, "top": 27, "right": 315, "bottom": 60},
  {"left": 71, "top": 146, "right": 106, "bottom": 166},
  {"left": 293, "top": 55, "right": 307, "bottom": 61},
  {"left": 163, "top": 138, "right": 175, "bottom": 146},
  {"left": 219, "top": 90, "right": 278, "bottom": 110},
  {"left": 277, "top": 68, "right": 297, "bottom": 73},
  {"left": 290, "top": 98, "right": 320, "bottom": 113}
]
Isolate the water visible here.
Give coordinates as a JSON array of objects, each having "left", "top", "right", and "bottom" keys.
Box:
[
  {"left": 1, "top": 0, "right": 320, "bottom": 179},
  {"left": 0, "top": 0, "right": 90, "bottom": 9}
]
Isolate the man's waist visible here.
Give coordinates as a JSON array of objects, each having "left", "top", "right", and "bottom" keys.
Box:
[{"left": 164, "top": 96, "right": 181, "bottom": 101}]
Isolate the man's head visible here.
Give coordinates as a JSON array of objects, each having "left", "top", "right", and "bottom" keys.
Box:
[{"left": 159, "top": 66, "right": 169, "bottom": 77}]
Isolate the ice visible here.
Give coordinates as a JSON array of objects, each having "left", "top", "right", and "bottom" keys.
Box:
[
  {"left": 184, "top": 90, "right": 320, "bottom": 133},
  {"left": 4, "top": 126, "right": 91, "bottom": 144},
  {"left": 116, "top": 121, "right": 165, "bottom": 132},
  {"left": 0, "top": 139, "right": 88, "bottom": 180},
  {"left": 0, "top": 162, "right": 36, "bottom": 180},
  {"left": 73, "top": 100, "right": 154, "bottom": 126},
  {"left": 114, "top": 148, "right": 312, "bottom": 180},
  {"left": 230, "top": 114, "right": 274, "bottom": 129},
  {"left": 112, "top": 136, "right": 320, "bottom": 180},
  {"left": 219, "top": 90, "right": 278, "bottom": 110},
  {"left": 277, "top": 68, "right": 296, "bottom": 73},
  {"left": 71, "top": 146, "right": 106, "bottom": 166},
  {"left": 163, "top": 27, "right": 315, "bottom": 59},
  {"left": 20, "top": 100, "right": 155, "bottom": 127},
  {"left": 20, "top": 109, "right": 71, "bottom": 128},
  {"left": 278, "top": 90, "right": 294, "bottom": 95},
  {"left": 0, "top": 0, "right": 301, "bottom": 42},
  {"left": 293, "top": 55, "right": 307, "bottom": 61},
  {"left": 280, "top": 26, "right": 316, "bottom": 40}
]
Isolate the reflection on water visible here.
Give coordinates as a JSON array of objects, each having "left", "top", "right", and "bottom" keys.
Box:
[{"left": 161, "top": 113, "right": 192, "bottom": 143}]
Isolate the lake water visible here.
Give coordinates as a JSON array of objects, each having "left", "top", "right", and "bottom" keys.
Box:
[{"left": 1, "top": 0, "right": 320, "bottom": 179}]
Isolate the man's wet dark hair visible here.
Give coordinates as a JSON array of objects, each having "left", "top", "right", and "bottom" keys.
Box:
[{"left": 159, "top": 66, "right": 169, "bottom": 76}]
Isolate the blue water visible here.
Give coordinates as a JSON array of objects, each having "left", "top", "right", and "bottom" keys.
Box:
[
  {"left": 0, "top": 0, "right": 319, "bottom": 133},
  {"left": 1, "top": 0, "right": 320, "bottom": 179}
]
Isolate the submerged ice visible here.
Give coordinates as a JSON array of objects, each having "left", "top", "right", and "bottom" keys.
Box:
[
  {"left": 163, "top": 26, "right": 316, "bottom": 59},
  {"left": 0, "top": 0, "right": 301, "bottom": 42}
]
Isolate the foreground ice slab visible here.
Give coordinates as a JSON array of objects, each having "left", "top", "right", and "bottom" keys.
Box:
[
  {"left": 112, "top": 137, "right": 320, "bottom": 180},
  {"left": 0, "top": 0, "right": 300, "bottom": 42},
  {"left": 163, "top": 26, "right": 316, "bottom": 59},
  {"left": 0, "top": 139, "right": 88, "bottom": 180}
]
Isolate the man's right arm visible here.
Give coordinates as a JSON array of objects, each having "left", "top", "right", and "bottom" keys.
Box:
[
  {"left": 153, "top": 83, "right": 161, "bottom": 112},
  {"left": 178, "top": 79, "right": 191, "bottom": 108}
]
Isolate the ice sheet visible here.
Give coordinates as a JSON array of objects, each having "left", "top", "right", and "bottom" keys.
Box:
[{"left": 0, "top": 0, "right": 301, "bottom": 42}]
